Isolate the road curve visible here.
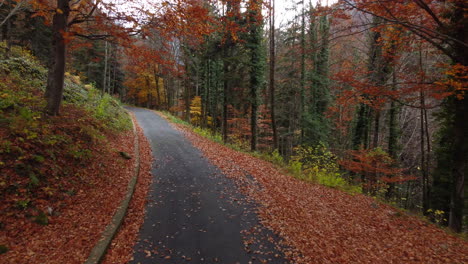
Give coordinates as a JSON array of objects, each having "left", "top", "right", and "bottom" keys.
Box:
[{"left": 129, "top": 108, "right": 286, "bottom": 264}]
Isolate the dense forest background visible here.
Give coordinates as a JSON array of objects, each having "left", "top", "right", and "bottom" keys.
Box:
[{"left": 1, "top": 0, "right": 466, "bottom": 233}]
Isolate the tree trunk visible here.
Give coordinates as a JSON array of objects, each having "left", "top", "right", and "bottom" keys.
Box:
[
  {"left": 448, "top": 97, "right": 467, "bottom": 232},
  {"left": 154, "top": 71, "right": 162, "bottom": 108},
  {"left": 222, "top": 70, "right": 228, "bottom": 143},
  {"left": 269, "top": 0, "right": 278, "bottom": 150},
  {"left": 102, "top": 40, "right": 108, "bottom": 95},
  {"left": 184, "top": 77, "right": 191, "bottom": 123},
  {"left": 248, "top": 0, "right": 263, "bottom": 152},
  {"left": 44, "top": 0, "right": 70, "bottom": 116},
  {"left": 387, "top": 70, "right": 398, "bottom": 199},
  {"left": 299, "top": 4, "right": 306, "bottom": 142}
]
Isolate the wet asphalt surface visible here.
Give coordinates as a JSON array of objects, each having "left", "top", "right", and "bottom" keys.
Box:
[{"left": 129, "top": 108, "right": 288, "bottom": 264}]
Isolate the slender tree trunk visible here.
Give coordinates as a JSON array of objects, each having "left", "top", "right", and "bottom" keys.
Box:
[
  {"left": 145, "top": 77, "right": 151, "bottom": 108},
  {"left": 211, "top": 60, "right": 220, "bottom": 132},
  {"left": 353, "top": 104, "right": 371, "bottom": 150},
  {"left": 300, "top": 4, "right": 306, "bottom": 142},
  {"left": 44, "top": 0, "right": 70, "bottom": 116},
  {"left": 222, "top": 65, "right": 228, "bottom": 143},
  {"left": 154, "top": 69, "right": 162, "bottom": 108},
  {"left": 221, "top": 2, "right": 234, "bottom": 143},
  {"left": 420, "top": 89, "right": 430, "bottom": 213},
  {"left": 164, "top": 77, "right": 171, "bottom": 110},
  {"left": 369, "top": 110, "right": 380, "bottom": 194},
  {"left": 1, "top": 18, "right": 11, "bottom": 58},
  {"left": 269, "top": 0, "right": 278, "bottom": 150},
  {"left": 185, "top": 77, "right": 191, "bottom": 122},
  {"left": 416, "top": 47, "right": 430, "bottom": 213},
  {"left": 107, "top": 44, "right": 112, "bottom": 94},
  {"left": 248, "top": 0, "right": 263, "bottom": 151},
  {"left": 102, "top": 40, "right": 108, "bottom": 95},
  {"left": 387, "top": 70, "right": 398, "bottom": 199},
  {"left": 212, "top": 60, "right": 219, "bottom": 132},
  {"left": 202, "top": 59, "right": 210, "bottom": 128}
]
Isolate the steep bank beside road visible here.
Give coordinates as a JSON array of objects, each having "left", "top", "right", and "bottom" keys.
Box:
[{"left": 0, "top": 46, "right": 151, "bottom": 263}]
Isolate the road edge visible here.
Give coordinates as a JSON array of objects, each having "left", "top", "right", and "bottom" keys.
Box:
[{"left": 84, "top": 111, "right": 141, "bottom": 264}]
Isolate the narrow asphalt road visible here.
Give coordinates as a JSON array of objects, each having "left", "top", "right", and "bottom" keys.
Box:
[{"left": 129, "top": 108, "right": 287, "bottom": 264}]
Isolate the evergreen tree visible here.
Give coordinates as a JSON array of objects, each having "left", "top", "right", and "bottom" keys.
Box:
[
  {"left": 305, "top": 8, "right": 331, "bottom": 146},
  {"left": 246, "top": 0, "right": 265, "bottom": 151}
]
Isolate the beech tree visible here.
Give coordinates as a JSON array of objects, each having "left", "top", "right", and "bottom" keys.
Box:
[{"left": 29, "top": 0, "right": 142, "bottom": 115}]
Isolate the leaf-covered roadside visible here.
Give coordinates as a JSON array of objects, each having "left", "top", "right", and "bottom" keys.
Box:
[
  {"left": 102, "top": 116, "right": 153, "bottom": 264},
  {"left": 173, "top": 123, "right": 468, "bottom": 264}
]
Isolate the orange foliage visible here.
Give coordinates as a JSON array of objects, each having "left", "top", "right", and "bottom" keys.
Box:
[
  {"left": 435, "top": 63, "right": 468, "bottom": 100},
  {"left": 124, "top": 43, "right": 169, "bottom": 108},
  {"left": 28, "top": 0, "right": 141, "bottom": 43},
  {"left": 340, "top": 148, "right": 416, "bottom": 187}
]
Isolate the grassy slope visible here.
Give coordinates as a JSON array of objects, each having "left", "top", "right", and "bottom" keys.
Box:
[{"left": 0, "top": 44, "right": 131, "bottom": 257}]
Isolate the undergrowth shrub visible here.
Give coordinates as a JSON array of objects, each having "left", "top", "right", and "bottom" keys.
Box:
[
  {"left": 193, "top": 127, "right": 223, "bottom": 143},
  {"left": 290, "top": 144, "right": 361, "bottom": 193},
  {"left": 262, "top": 149, "right": 284, "bottom": 166}
]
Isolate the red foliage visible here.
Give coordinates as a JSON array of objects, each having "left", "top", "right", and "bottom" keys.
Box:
[{"left": 339, "top": 148, "right": 417, "bottom": 192}]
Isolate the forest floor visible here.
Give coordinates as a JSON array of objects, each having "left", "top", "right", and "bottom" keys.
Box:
[
  {"left": 166, "top": 115, "right": 468, "bottom": 264},
  {"left": 0, "top": 113, "right": 153, "bottom": 264}
]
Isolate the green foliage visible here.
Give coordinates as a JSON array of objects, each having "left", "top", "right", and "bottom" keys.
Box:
[
  {"left": 16, "top": 200, "right": 30, "bottom": 210},
  {"left": 291, "top": 143, "right": 339, "bottom": 174},
  {"left": 193, "top": 127, "right": 223, "bottom": 143},
  {"left": 84, "top": 88, "right": 131, "bottom": 131},
  {"left": 315, "top": 171, "right": 345, "bottom": 187},
  {"left": 288, "top": 160, "right": 303, "bottom": 177},
  {"left": 163, "top": 111, "right": 225, "bottom": 144},
  {"left": 163, "top": 111, "right": 191, "bottom": 125},
  {"left": 33, "top": 211, "right": 49, "bottom": 226},
  {"left": 426, "top": 209, "right": 447, "bottom": 226},
  {"left": 0, "top": 245, "right": 8, "bottom": 254},
  {"left": 62, "top": 75, "right": 131, "bottom": 132},
  {"left": 263, "top": 149, "right": 284, "bottom": 166},
  {"left": 29, "top": 174, "right": 40, "bottom": 187},
  {"left": 0, "top": 43, "right": 47, "bottom": 77},
  {"left": 290, "top": 143, "right": 361, "bottom": 193}
]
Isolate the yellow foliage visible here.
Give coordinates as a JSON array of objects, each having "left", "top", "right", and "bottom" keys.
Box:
[{"left": 190, "top": 96, "right": 202, "bottom": 125}]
